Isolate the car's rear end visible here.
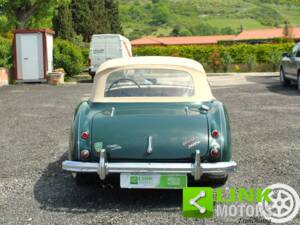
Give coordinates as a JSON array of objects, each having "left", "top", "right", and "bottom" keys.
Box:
[{"left": 63, "top": 57, "right": 236, "bottom": 188}]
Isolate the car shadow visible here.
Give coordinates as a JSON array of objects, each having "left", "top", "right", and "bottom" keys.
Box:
[
  {"left": 266, "top": 84, "right": 299, "bottom": 96},
  {"left": 33, "top": 152, "right": 182, "bottom": 213},
  {"left": 245, "top": 76, "right": 299, "bottom": 96}
]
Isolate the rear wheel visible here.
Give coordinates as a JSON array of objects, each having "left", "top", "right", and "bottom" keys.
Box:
[
  {"left": 280, "top": 68, "right": 290, "bottom": 86},
  {"left": 73, "top": 173, "right": 98, "bottom": 185}
]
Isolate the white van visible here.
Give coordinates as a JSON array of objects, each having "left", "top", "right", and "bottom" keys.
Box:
[{"left": 89, "top": 34, "right": 132, "bottom": 78}]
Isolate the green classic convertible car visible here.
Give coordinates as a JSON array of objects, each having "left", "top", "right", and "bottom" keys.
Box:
[{"left": 62, "top": 56, "right": 237, "bottom": 188}]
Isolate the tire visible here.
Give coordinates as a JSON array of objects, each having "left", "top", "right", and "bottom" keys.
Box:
[
  {"left": 280, "top": 68, "right": 290, "bottom": 86},
  {"left": 203, "top": 174, "right": 228, "bottom": 187},
  {"left": 189, "top": 174, "right": 228, "bottom": 187},
  {"left": 73, "top": 173, "right": 98, "bottom": 186}
]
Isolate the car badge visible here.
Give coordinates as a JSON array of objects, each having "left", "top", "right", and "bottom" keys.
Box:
[{"left": 94, "top": 142, "right": 103, "bottom": 152}]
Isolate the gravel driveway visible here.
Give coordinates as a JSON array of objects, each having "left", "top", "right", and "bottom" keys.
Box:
[{"left": 0, "top": 75, "right": 299, "bottom": 225}]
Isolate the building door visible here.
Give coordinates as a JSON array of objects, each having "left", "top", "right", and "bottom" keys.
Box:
[{"left": 19, "top": 34, "right": 41, "bottom": 80}]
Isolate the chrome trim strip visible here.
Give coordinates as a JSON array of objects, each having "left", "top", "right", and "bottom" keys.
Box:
[
  {"left": 184, "top": 106, "right": 189, "bottom": 116},
  {"left": 147, "top": 136, "right": 153, "bottom": 154},
  {"left": 110, "top": 107, "right": 115, "bottom": 117}
]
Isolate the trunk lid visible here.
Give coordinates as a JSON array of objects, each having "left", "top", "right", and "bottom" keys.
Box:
[{"left": 91, "top": 105, "right": 208, "bottom": 162}]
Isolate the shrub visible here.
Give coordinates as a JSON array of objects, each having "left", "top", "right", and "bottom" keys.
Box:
[
  {"left": 221, "top": 51, "right": 233, "bottom": 72},
  {"left": 81, "top": 47, "right": 90, "bottom": 67},
  {"left": 208, "top": 50, "right": 221, "bottom": 72},
  {"left": 0, "top": 36, "right": 12, "bottom": 68},
  {"left": 245, "top": 54, "right": 257, "bottom": 71},
  {"left": 133, "top": 43, "right": 294, "bottom": 72},
  {"left": 267, "top": 50, "right": 283, "bottom": 72},
  {"left": 53, "top": 38, "right": 84, "bottom": 76}
]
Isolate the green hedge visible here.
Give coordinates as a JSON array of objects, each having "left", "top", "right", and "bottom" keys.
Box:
[
  {"left": 0, "top": 36, "right": 12, "bottom": 68},
  {"left": 133, "top": 43, "right": 294, "bottom": 71},
  {"left": 54, "top": 38, "right": 84, "bottom": 76}
]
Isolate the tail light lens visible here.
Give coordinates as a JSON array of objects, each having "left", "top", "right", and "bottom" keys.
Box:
[
  {"left": 211, "top": 130, "right": 219, "bottom": 138},
  {"left": 81, "top": 131, "right": 89, "bottom": 140},
  {"left": 210, "top": 147, "right": 220, "bottom": 158},
  {"left": 80, "top": 149, "right": 90, "bottom": 159}
]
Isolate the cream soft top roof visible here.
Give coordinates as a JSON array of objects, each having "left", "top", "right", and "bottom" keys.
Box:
[
  {"left": 96, "top": 56, "right": 205, "bottom": 75},
  {"left": 91, "top": 56, "right": 214, "bottom": 103}
]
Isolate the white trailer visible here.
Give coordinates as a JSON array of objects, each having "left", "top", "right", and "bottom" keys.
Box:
[
  {"left": 89, "top": 34, "right": 132, "bottom": 78},
  {"left": 13, "top": 29, "right": 54, "bottom": 82}
]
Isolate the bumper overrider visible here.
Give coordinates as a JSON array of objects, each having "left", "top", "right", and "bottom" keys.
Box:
[{"left": 62, "top": 150, "right": 237, "bottom": 181}]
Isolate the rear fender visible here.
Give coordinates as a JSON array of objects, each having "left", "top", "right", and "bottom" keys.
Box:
[
  {"left": 206, "top": 101, "right": 231, "bottom": 162},
  {"left": 69, "top": 101, "right": 92, "bottom": 160}
]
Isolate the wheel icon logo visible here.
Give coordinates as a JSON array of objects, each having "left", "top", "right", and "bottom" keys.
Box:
[{"left": 259, "top": 183, "right": 300, "bottom": 224}]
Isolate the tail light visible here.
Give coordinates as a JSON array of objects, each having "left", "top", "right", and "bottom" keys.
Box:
[
  {"left": 80, "top": 149, "right": 90, "bottom": 159},
  {"left": 211, "top": 130, "right": 219, "bottom": 138},
  {"left": 210, "top": 146, "right": 220, "bottom": 158},
  {"left": 81, "top": 131, "right": 89, "bottom": 140}
]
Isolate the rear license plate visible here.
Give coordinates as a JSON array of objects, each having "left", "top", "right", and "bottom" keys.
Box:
[{"left": 120, "top": 173, "right": 187, "bottom": 189}]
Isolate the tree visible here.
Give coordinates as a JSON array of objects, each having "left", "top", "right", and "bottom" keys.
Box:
[
  {"left": 178, "top": 28, "right": 192, "bottom": 36},
  {"left": 172, "top": 25, "right": 193, "bottom": 37},
  {"left": 190, "top": 23, "right": 218, "bottom": 36},
  {"left": 104, "top": 0, "right": 122, "bottom": 34},
  {"left": 1, "top": 0, "right": 67, "bottom": 29},
  {"left": 0, "top": 36, "right": 12, "bottom": 68},
  {"left": 0, "top": 15, "right": 11, "bottom": 34},
  {"left": 170, "top": 25, "right": 181, "bottom": 36},
  {"left": 283, "top": 20, "right": 293, "bottom": 39},
  {"left": 52, "top": 4, "right": 76, "bottom": 41},
  {"left": 151, "top": 3, "right": 169, "bottom": 25},
  {"left": 71, "top": 0, "right": 110, "bottom": 42},
  {"left": 220, "top": 27, "right": 236, "bottom": 35}
]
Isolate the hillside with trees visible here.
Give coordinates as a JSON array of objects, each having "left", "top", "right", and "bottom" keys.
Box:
[
  {"left": 119, "top": 0, "right": 300, "bottom": 39},
  {"left": 1, "top": 0, "right": 300, "bottom": 40}
]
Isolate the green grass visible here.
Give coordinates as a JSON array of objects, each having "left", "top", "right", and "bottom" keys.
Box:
[
  {"left": 205, "top": 18, "right": 269, "bottom": 30},
  {"left": 275, "top": 5, "right": 300, "bottom": 26}
]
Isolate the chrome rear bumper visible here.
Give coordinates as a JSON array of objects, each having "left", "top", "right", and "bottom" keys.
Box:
[{"left": 62, "top": 150, "right": 237, "bottom": 181}]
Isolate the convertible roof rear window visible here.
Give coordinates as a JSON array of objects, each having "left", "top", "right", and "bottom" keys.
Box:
[{"left": 104, "top": 68, "right": 194, "bottom": 97}]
